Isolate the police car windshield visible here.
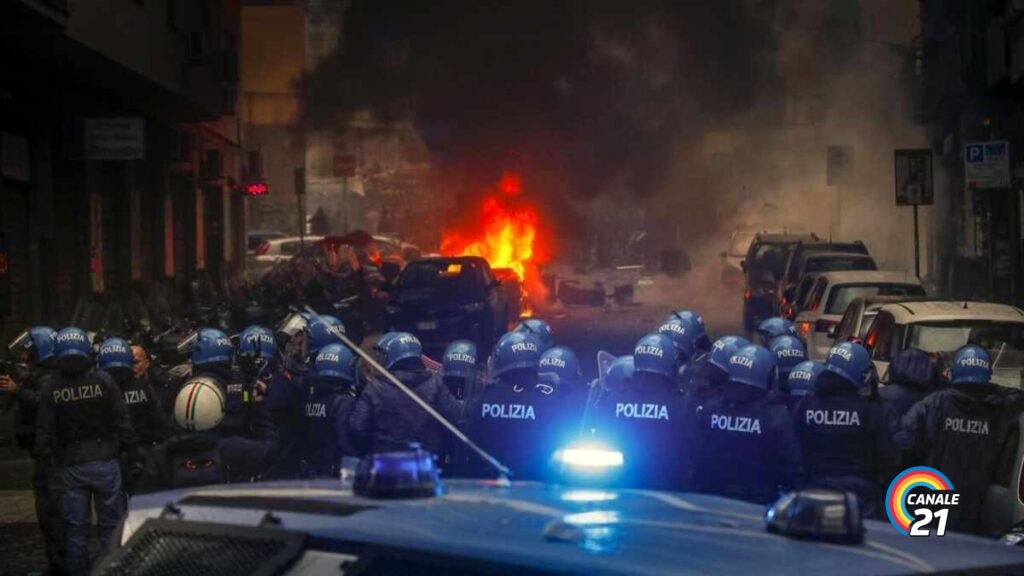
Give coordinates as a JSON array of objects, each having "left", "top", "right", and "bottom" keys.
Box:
[{"left": 905, "top": 321, "right": 1024, "bottom": 389}]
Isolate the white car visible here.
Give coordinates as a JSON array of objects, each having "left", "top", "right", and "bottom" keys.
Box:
[
  {"left": 252, "top": 236, "right": 325, "bottom": 263},
  {"left": 793, "top": 271, "right": 925, "bottom": 360}
]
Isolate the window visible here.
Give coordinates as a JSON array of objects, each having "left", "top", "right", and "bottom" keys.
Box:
[
  {"left": 824, "top": 283, "right": 926, "bottom": 315},
  {"left": 803, "top": 256, "right": 876, "bottom": 274},
  {"left": 279, "top": 241, "right": 301, "bottom": 256},
  {"left": 803, "top": 277, "right": 828, "bottom": 311},
  {"left": 866, "top": 311, "right": 895, "bottom": 361},
  {"left": 835, "top": 304, "right": 858, "bottom": 341}
]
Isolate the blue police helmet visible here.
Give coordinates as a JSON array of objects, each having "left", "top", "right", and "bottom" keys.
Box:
[
  {"left": 382, "top": 332, "right": 422, "bottom": 370},
  {"left": 54, "top": 327, "right": 92, "bottom": 359},
  {"left": 442, "top": 340, "right": 477, "bottom": 380},
  {"left": 605, "top": 355, "right": 635, "bottom": 393},
  {"left": 950, "top": 344, "right": 992, "bottom": 384},
  {"left": 708, "top": 335, "right": 751, "bottom": 372},
  {"left": 9, "top": 327, "right": 58, "bottom": 364},
  {"left": 633, "top": 333, "right": 678, "bottom": 378},
  {"left": 787, "top": 360, "right": 826, "bottom": 396},
  {"left": 97, "top": 337, "right": 134, "bottom": 370},
  {"left": 538, "top": 345, "right": 582, "bottom": 386},
  {"left": 492, "top": 331, "right": 542, "bottom": 378},
  {"left": 192, "top": 328, "right": 234, "bottom": 367},
  {"left": 824, "top": 342, "right": 874, "bottom": 388},
  {"left": 238, "top": 326, "right": 279, "bottom": 361},
  {"left": 514, "top": 319, "right": 553, "bottom": 352},
  {"left": 770, "top": 335, "right": 807, "bottom": 373},
  {"left": 314, "top": 343, "right": 357, "bottom": 383},
  {"left": 657, "top": 318, "right": 698, "bottom": 360},
  {"left": 374, "top": 332, "right": 400, "bottom": 364},
  {"left": 665, "top": 309, "right": 706, "bottom": 333},
  {"left": 727, "top": 345, "right": 777, "bottom": 390},
  {"left": 757, "top": 317, "right": 798, "bottom": 341},
  {"left": 308, "top": 315, "right": 346, "bottom": 356}
]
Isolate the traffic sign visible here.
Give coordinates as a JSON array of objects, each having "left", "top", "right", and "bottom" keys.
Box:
[
  {"left": 894, "top": 149, "right": 933, "bottom": 206},
  {"left": 964, "top": 140, "right": 1010, "bottom": 189}
]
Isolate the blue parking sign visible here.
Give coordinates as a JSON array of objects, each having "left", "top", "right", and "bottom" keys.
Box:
[
  {"left": 964, "top": 140, "right": 1010, "bottom": 189},
  {"left": 966, "top": 144, "right": 984, "bottom": 163}
]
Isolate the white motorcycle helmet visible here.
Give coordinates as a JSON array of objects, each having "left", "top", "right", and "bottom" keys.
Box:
[{"left": 174, "top": 376, "right": 226, "bottom": 432}]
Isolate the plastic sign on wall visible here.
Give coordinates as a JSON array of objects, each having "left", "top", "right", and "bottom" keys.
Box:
[{"left": 964, "top": 140, "right": 1010, "bottom": 190}]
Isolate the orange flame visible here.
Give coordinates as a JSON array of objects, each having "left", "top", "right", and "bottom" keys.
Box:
[{"left": 440, "top": 173, "right": 549, "bottom": 314}]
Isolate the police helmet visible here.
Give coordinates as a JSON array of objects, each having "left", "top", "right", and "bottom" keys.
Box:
[
  {"left": 708, "top": 335, "right": 751, "bottom": 372},
  {"left": 238, "top": 326, "right": 279, "bottom": 361},
  {"left": 442, "top": 340, "right": 477, "bottom": 380},
  {"left": 373, "top": 332, "right": 401, "bottom": 365},
  {"left": 657, "top": 317, "right": 698, "bottom": 361},
  {"left": 314, "top": 343, "right": 357, "bottom": 383},
  {"left": 492, "top": 331, "right": 542, "bottom": 378},
  {"left": 174, "top": 377, "right": 226, "bottom": 431},
  {"left": 770, "top": 335, "right": 807, "bottom": 374},
  {"left": 727, "top": 345, "right": 777, "bottom": 390},
  {"left": 824, "top": 342, "right": 874, "bottom": 389},
  {"left": 308, "top": 315, "right": 346, "bottom": 356},
  {"left": 97, "top": 337, "right": 134, "bottom": 370},
  {"left": 8, "top": 326, "right": 57, "bottom": 364},
  {"left": 889, "top": 348, "right": 936, "bottom": 386},
  {"left": 950, "top": 345, "right": 991, "bottom": 385},
  {"left": 192, "top": 328, "right": 234, "bottom": 367},
  {"left": 786, "top": 360, "right": 826, "bottom": 396},
  {"left": 538, "top": 345, "right": 582, "bottom": 387},
  {"left": 55, "top": 327, "right": 92, "bottom": 359},
  {"left": 605, "top": 355, "right": 635, "bottom": 394},
  {"left": 382, "top": 332, "right": 422, "bottom": 370},
  {"left": 756, "top": 317, "right": 798, "bottom": 343},
  {"left": 514, "top": 319, "right": 553, "bottom": 352},
  {"left": 633, "top": 333, "right": 678, "bottom": 379}
]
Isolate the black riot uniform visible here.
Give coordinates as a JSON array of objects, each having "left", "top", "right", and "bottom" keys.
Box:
[
  {"left": 794, "top": 370, "right": 901, "bottom": 517},
  {"left": 301, "top": 378, "right": 358, "bottom": 477},
  {"left": 462, "top": 369, "right": 570, "bottom": 481}
]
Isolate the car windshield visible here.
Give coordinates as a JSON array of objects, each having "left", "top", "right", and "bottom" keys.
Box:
[
  {"left": 804, "top": 256, "right": 875, "bottom": 274},
  {"left": 398, "top": 261, "right": 482, "bottom": 293},
  {"left": 826, "top": 283, "right": 925, "bottom": 314},
  {"left": 904, "top": 321, "right": 1024, "bottom": 388},
  {"left": 750, "top": 242, "right": 791, "bottom": 274}
]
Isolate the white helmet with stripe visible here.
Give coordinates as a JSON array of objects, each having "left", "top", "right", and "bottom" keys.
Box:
[{"left": 174, "top": 376, "right": 226, "bottom": 432}]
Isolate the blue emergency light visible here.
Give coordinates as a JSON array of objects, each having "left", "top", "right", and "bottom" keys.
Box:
[
  {"left": 765, "top": 488, "right": 864, "bottom": 544},
  {"left": 353, "top": 444, "right": 442, "bottom": 500},
  {"left": 551, "top": 443, "right": 625, "bottom": 486}
]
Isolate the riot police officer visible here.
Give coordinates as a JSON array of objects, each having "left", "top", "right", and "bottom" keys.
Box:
[
  {"left": 592, "top": 333, "right": 689, "bottom": 491},
  {"left": 769, "top": 335, "right": 807, "bottom": 394},
  {"left": 658, "top": 316, "right": 699, "bottom": 368},
  {"left": 514, "top": 318, "right": 554, "bottom": 352},
  {"left": 1, "top": 327, "right": 65, "bottom": 574},
  {"left": 242, "top": 325, "right": 301, "bottom": 477},
  {"left": 538, "top": 345, "right": 586, "bottom": 414},
  {"left": 684, "top": 345, "right": 802, "bottom": 504},
  {"left": 793, "top": 342, "right": 900, "bottom": 518},
  {"left": 896, "top": 345, "right": 1006, "bottom": 534},
  {"left": 301, "top": 343, "right": 359, "bottom": 477},
  {"left": 463, "top": 331, "right": 568, "bottom": 480},
  {"left": 878, "top": 347, "right": 939, "bottom": 416},
  {"left": 784, "top": 360, "right": 825, "bottom": 410},
  {"left": 191, "top": 328, "right": 256, "bottom": 438},
  {"left": 35, "top": 327, "right": 138, "bottom": 576},
  {"left": 441, "top": 339, "right": 478, "bottom": 400},
  {"left": 307, "top": 315, "right": 347, "bottom": 356},
  {"left": 678, "top": 335, "right": 749, "bottom": 399},
  {"left": 665, "top": 309, "right": 712, "bottom": 354},
  {"left": 350, "top": 333, "right": 461, "bottom": 455}
]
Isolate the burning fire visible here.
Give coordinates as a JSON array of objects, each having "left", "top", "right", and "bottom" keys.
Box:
[{"left": 440, "top": 173, "right": 548, "bottom": 315}]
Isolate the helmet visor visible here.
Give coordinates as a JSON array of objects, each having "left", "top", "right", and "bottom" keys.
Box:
[
  {"left": 277, "top": 313, "right": 309, "bottom": 338},
  {"left": 7, "top": 330, "right": 31, "bottom": 354},
  {"left": 176, "top": 331, "right": 199, "bottom": 357}
]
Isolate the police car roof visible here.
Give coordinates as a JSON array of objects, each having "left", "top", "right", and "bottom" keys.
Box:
[
  {"left": 879, "top": 300, "right": 1024, "bottom": 324},
  {"left": 125, "top": 480, "right": 1024, "bottom": 575}
]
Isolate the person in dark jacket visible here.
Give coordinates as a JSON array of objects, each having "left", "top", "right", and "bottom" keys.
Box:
[
  {"left": 0, "top": 326, "right": 65, "bottom": 574},
  {"left": 462, "top": 331, "right": 569, "bottom": 480},
  {"left": 879, "top": 347, "right": 940, "bottom": 417},
  {"left": 794, "top": 342, "right": 901, "bottom": 518},
  {"left": 191, "top": 327, "right": 270, "bottom": 440},
  {"left": 441, "top": 339, "right": 478, "bottom": 401},
  {"left": 783, "top": 360, "right": 825, "bottom": 411},
  {"left": 350, "top": 333, "right": 461, "bottom": 455},
  {"left": 591, "top": 333, "right": 690, "bottom": 491},
  {"left": 301, "top": 343, "right": 359, "bottom": 477},
  {"left": 896, "top": 345, "right": 1008, "bottom": 535},
  {"left": 769, "top": 335, "right": 807, "bottom": 395},
  {"left": 685, "top": 345, "right": 803, "bottom": 504},
  {"left": 35, "top": 327, "right": 138, "bottom": 576},
  {"left": 538, "top": 345, "right": 587, "bottom": 420}
]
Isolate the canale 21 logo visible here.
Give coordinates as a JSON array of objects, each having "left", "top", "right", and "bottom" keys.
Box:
[{"left": 885, "top": 467, "right": 958, "bottom": 537}]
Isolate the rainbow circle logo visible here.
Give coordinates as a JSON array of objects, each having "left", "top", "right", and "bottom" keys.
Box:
[{"left": 885, "top": 466, "right": 955, "bottom": 535}]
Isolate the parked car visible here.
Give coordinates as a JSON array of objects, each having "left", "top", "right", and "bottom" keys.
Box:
[
  {"left": 780, "top": 252, "right": 878, "bottom": 319},
  {"left": 253, "top": 235, "right": 325, "bottom": 263},
  {"left": 775, "top": 240, "right": 870, "bottom": 316},
  {"left": 832, "top": 294, "right": 931, "bottom": 344},
  {"left": 792, "top": 271, "right": 926, "bottom": 359},
  {"left": 720, "top": 229, "right": 760, "bottom": 285},
  {"left": 740, "top": 232, "right": 818, "bottom": 332},
  {"left": 385, "top": 256, "right": 518, "bottom": 352},
  {"left": 247, "top": 229, "right": 287, "bottom": 254}
]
